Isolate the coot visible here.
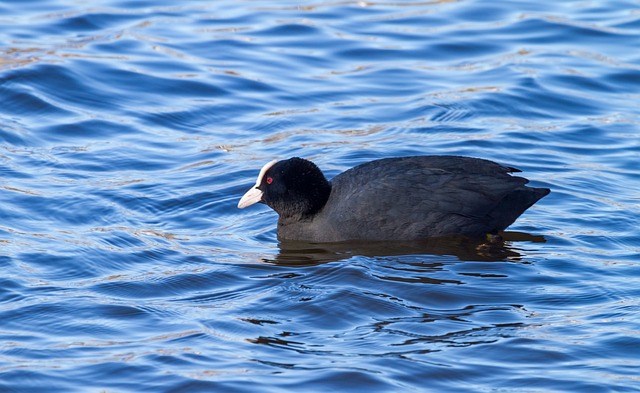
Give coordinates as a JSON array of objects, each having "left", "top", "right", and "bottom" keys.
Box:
[{"left": 238, "top": 156, "right": 549, "bottom": 242}]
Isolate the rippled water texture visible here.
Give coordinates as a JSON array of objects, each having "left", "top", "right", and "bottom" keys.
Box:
[{"left": 1, "top": 1, "right": 639, "bottom": 392}]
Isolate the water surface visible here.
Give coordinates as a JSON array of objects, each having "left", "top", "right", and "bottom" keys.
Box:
[{"left": 1, "top": 0, "right": 639, "bottom": 392}]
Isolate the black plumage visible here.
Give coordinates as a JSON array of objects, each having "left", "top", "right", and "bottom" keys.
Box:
[{"left": 238, "top": 156, "right": 549, "bottom": 242}]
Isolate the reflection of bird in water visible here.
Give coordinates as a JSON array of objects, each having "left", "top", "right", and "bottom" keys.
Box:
[{"left": 266, "top": 231, "right": 545, "bottom": 267}]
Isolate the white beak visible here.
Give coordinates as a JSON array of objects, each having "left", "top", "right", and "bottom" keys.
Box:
[
  {"left": 237, "top": 159, "right": 277, "bottom": 209},
  {"left": 238, "top": 187, "right": 263, "bottom": 208}
]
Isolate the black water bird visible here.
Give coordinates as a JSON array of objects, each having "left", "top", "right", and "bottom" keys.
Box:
[{"left": 238, "top": 156, "right": 549, "bottom": 243}]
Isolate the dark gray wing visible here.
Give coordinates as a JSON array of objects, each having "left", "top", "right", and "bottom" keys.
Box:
[{"left": 323, "top": 156, "right": 533, "bottom": 240}]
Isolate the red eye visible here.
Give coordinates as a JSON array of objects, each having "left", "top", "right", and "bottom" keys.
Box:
[{"left": 266, "top": 177, "right": 273, "bottom": 185}]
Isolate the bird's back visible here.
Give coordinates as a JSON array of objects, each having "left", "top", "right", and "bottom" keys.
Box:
[{"left": 310, "top": 156, "right": 549, "bottom": 241}]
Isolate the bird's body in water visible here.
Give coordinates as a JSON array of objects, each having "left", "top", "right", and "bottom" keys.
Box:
[{"left": 238, "top": 156, "right": 550, "bottom": 243}]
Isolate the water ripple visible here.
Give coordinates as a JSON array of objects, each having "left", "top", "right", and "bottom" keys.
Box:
[{"left": 1, "top": 0, "right": 639, "bottom": 392}]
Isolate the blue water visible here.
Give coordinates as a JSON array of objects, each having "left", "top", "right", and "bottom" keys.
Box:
[{"left": 1, "top": 0, "right": 639, "bottom": 391}]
